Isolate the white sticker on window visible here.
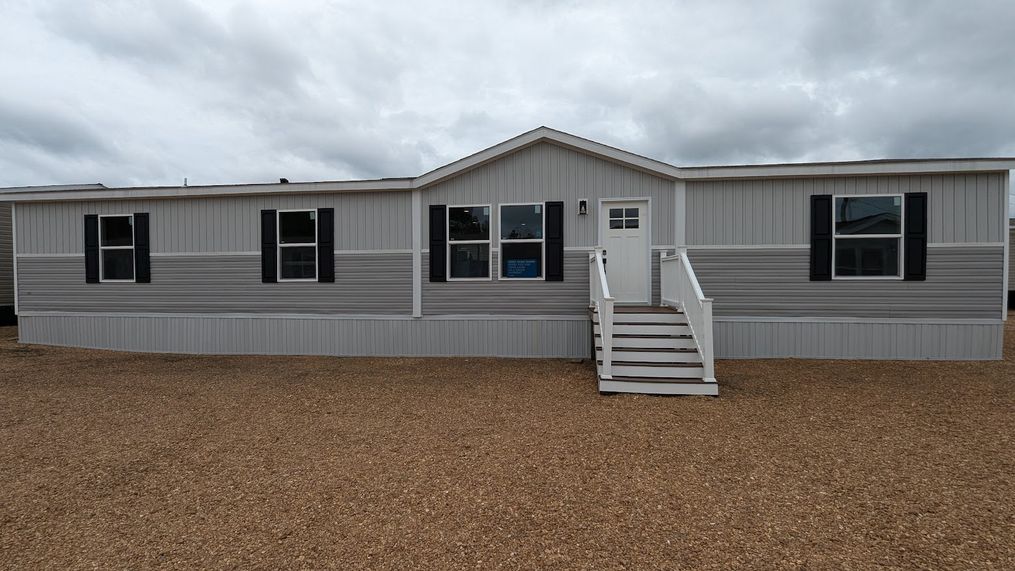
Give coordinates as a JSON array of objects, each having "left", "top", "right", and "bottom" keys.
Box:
[
  {"left": 893, "top": 196, "right": 901, "bottom": 206},
  {"left": 534, "top": 205, "right": 541, "bottom": 214},
  {"left": 483, "top": 207, "right": 489, "bottom": 215}
]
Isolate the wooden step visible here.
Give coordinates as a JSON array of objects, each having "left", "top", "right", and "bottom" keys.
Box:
[
  {"left": 594, "top": 323, "right": 691, "bottom": 336},
  {"left": 592, "top": 312, "right": 687, "bottom": 324},
  {"left": 596, "top": 348, "right": 702, "bottom": 363},
  {"left": 596, "top": 334, "right": 697, "bottom": 349},
  {"left": 597, "top": 361, "right": 705, "bottom": 378},
  {"left": 612, "top": 305, "right": 683, "bottom": 314},
  {"left": 599, "top": 377, "right": 719, "bottom": 396}
]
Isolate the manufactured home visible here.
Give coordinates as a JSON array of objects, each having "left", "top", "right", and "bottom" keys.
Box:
[{"left": 2, "top": 128, "right": 1011, "bottom": 395}]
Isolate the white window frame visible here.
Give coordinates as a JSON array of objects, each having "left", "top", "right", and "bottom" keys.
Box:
[
  {"left": 98, "top": 214, "right": 135, "bottom": 283},
  {"left": 498, "top": 202, "right": 545, "bottom": 281},
  {"left": 447, "top": 204, "right": 492, "bottom": 281},
  {"left": 277, "top": 208, "right": 318, "bottom": 282},
  {"left": 831, "top": 193, "right": 905, "bottom": 280}
]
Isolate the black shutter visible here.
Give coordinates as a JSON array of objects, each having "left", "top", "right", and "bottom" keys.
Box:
[
  {"left": 84, "top": 214, "right": 99, "bottom": 283},
  {"left": 429, "top": 205, "right": 447, "bottom": 282},
  {"left": 545, "top": 201, "right": 564, "bottom": 281},
  {"left": 261, "top": 210, "right": 277, "bottom": 283},
  {"left": 133, "top": 213, "right": 150, "bottom": 283},
  {"left": 317, "top": 208, "right": 335, "bottom": 282},
  {"left": 810, "top": 195, "right": 832, "bottom": 281},
  {"left": 904, "top": 192, "right": 928, "bottom": 281}
]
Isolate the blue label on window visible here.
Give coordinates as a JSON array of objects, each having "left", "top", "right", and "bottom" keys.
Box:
[{"left": 505, "top": 259, "right": 538, "bottom": 278}]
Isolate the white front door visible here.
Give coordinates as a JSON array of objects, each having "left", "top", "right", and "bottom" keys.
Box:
[{"left": 601, "top": 200, "right": 649, "bottom": 303}]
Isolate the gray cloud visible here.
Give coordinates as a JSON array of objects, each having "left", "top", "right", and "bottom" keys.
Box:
[{"left": 0, "top": 0, "right": 1012, "bottom": 212}]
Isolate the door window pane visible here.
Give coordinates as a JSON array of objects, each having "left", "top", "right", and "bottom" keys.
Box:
[
  {"left": 449, "top": 206, "right": 490, "bottom": 241},
  {"left": 609, "top": 208, "right": 623, "bottom": 218},
  {"left": 280, "top": 246, "right": 317, "bottom": 279},
  {"left": 102, "top": 249, "right": 134, "bottom": 280},
  {"left": 624, "top": 208, "right": 639, "bottom": 218},
  {"left": 100, "top": 216, "right": 133, "bottom": 247},
  {"left": 625, "top": 218, "right": 639, "bottom": 229},
  {"left": 279, "top": 211, "right": 316, "bottom": 244},
  {"left": 500, "top": 205, "right": 542, "bottom": 239},
  {"left": 834, "top": 238, "right": 900, "bottom": 276},
  {"left": 501, "top": 243, "right": 542, "bottom": 278},
  {"left": 835, "top": 196, "right": 902, "bottom": 235},
  {"left": 449, "top": 244, "right": 489, "bottom": 278},
  {"left": 609, "top": 219, "right": 623, "bottom": 229}
]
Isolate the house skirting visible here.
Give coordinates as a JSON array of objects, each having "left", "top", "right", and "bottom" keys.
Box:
[
  {"left": 714, "top": 317, "right": 1004, "bottom": 360},
  {"left": 16, "top": 313, "right": 591, "bottom": 359},
  {"left": 15, "top": 313, "right": 1003, "bottom": 361}
]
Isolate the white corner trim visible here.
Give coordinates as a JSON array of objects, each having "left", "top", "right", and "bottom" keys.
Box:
[
  {"left": 411, "top": 188, "right": 422, "bottom": 318},
  {"left": 11, "top": 203, "right": 18, "bottom": 315}
]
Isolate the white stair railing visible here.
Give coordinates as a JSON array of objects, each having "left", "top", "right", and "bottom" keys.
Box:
[
  {"left": 589, "top": 247, "right": 615, "bottom": 378},
  {"left": 660, "top": 248, "right": 715, "bottom": 383}
]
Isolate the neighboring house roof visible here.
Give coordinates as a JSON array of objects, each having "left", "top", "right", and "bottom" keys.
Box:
[{"left": 1, "top": 126, "right": 1014, "bottom": 201}]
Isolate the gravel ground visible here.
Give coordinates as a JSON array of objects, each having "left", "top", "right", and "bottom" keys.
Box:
[{"left": 0, "top": 322, "right": 1012, "bottom": 570}]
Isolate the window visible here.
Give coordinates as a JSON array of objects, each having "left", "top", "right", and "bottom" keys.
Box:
[
  {"left": 500, "top": 203, "right": 544, "bottom": 279},
  {"left": 278, "top": 210, "right": 317, "bottom": 281},
  {"left": 448, "top": 205, "right": 490, "bottom": 279},
  {"left": 608, "top": 207, "right": 639, "bottom": 229},
  {"left": 833, "top": 195, "right": 903, "bottom": 278},
  {"left": 99, "top": 215, "right": 135, "bottom": 282}
]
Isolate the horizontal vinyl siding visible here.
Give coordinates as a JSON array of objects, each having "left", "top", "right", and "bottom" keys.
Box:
[
  {"left": 18, "top": 314, "right": 591, "bottom": 358},
  {"left": 686, "top": 173, "right": 1007, "bottom": 245},
  {"left": 17, "top": 253, "right": 411, "bottom": 314},
  {"left": 0, "top": 203, "right": 11, "bottom": 305},
  {"left": 421, "top": 142, "right": 675, "bottom": 248},
  {"left": 16, "top": 191, "right": 411, "bottom": 254},
  {"left": 689, "top": 246, "right": 1002, "bottom": 319},
  {"left": 715, "top": 320, "right": 1003, "bottom": 360},
  {"left": 1009, "top": 226, "right": 1014, "bottom": 289},
  {"left": 422, "top": 250, "right": 589, "bottom": 315}
]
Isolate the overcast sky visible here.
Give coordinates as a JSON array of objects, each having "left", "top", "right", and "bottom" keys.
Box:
[{"left": 1, "top": 0, "right": 1013, "bottom": 212}]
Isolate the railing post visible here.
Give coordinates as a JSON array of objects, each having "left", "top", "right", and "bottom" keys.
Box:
[
  {"left": 701, "top": 298, "right": 715, "bottom": 383},
  {"left": 601, "top": 297, "right": 613, "bottom": 379}
]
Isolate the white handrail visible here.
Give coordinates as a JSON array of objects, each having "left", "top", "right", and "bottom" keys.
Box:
[
  {"left": 660, "top": 248, "right": 715, "bottom": 383},
  {"left": 589, "top": 247, "right": 615, "bottom": 378}
]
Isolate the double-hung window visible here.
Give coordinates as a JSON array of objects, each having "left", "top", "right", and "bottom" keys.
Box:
[
  {"left": 499, "top": 203, "right": 544, "bottom": 279},
  {"left": 833, "top": 195, "right": 903, "bottom": 278},
  {"left": 448, "top": 205, "right": 490, "bottom": 279},
  {"left": 278, "top": 210, "right": 317, "bottom": 281},
  {"left": 99, "top": 215, "right": 135, "bottom": 282}
]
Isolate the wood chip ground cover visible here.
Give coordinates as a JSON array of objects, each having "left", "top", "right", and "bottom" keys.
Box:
[{"left": 0, "top": 321, "right": 1012, "bottom": 570}]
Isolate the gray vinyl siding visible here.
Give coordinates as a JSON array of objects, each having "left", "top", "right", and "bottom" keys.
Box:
[
  {"left": 1009, "top": 225, "right": 1014, "bottom": 290},
  {"left": 715, "top": 320, "right": 1003, "bottom": 360},
  {"left": 686, "top": 173, "right": 1008, "bottom": 245},
  {"left": 16, "top": 191, "right": 412, "bottom": 254},
  {"left": 689, "top": 245, "right": 1002, "bottom": 319},
  {"left": 17, "top": 253, "right": 411, "bottom": 314},
  {"left": 0, "top": 203, "right": 12, "bottom": 306},
  {"left": 421, "top": 250, "right": 590, "bottom": 315},
  {"left": 420, "top": 249, "right": 663, "bottom": 315},
  {"left": 420, "top": 142, "right": 675, "bottom": 248},
  {"left": 18, "top": 314, "right": 591, "bottom": 358}
]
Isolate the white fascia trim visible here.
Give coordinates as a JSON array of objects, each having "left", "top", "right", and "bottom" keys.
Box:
[
  {"left": 2, "top": 179, "right": 413, "bottom": 202},
  {"left": 414, "top": 126, "right": 681, "bottom": 188},
  {"left": 18, "top": 311, "right": 591, "bottom": 322},
  {"left": 677, "top": 159, "right": 1015, "bottom": 180},
  {"left": 714, "top": 316, "right": 1004, "bottom": 325}
]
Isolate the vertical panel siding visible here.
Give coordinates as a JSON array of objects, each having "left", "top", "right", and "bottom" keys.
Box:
[
  {"left": 688, "top": 246, "right": 1002, "bottom": 319},
  {"left": 715, "top": 320, "right": 1003, "bottom": 360},
  {"left": 16, "top": 191, "right": 412, "bottom": 254},
  {"left": 0, "top": 203, "right": 12, "bottom": 305},
  {"left": 420, "top": 142, "right": 675, "bottom": 247},
  {"left": 686, "top": 173, "right": 1007, "bottom": 245},
  {"left": 17, "top": 253, "right": 412, "bottom": 314},
  {"left": 18, "top": 314, "right": 591, "bottom": 358}
]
